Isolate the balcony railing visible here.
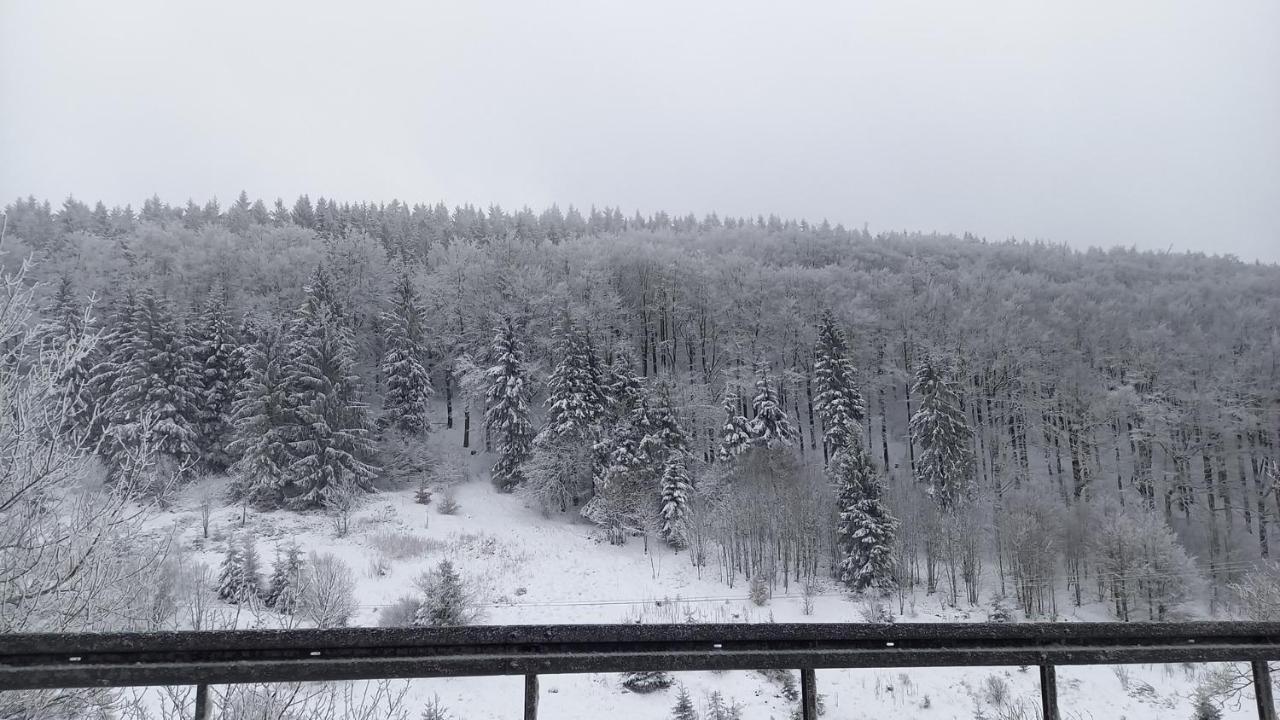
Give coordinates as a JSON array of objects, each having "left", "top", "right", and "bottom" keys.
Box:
[{"left": 3, "top": 621, "right": 1279, "bottom": 719}]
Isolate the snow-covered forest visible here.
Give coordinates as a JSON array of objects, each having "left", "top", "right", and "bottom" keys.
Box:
[{"left": 3, "top": 193, "right": 1280, "bottom": 718}]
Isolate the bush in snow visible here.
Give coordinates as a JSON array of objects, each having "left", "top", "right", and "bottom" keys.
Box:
[
  {"left": 748, "top": 569, "right": 770, "bottom": 606},
  {"left": 437, "top": 489, "right": 460, "bottom": 515},
  {"left": 859, "top": 596, "right": 894, "bottom": 624},
  {"left": 414, "top": 483, "right": 434, "bottom": 505},
  {"left": 421, "top": 694, "right": 453, "bottom": 720},
  {"left": 413, "top": 560, "right": 480, "bottom": 627},
  {"left": 621, "top": 670, "right": 672, "bottom": 693},
  {"left": 379, "top": 595, "right": 422, "bottom": 627},
  {"left": 298, "top": 552, "right": 357, "bottom": 628},
  {"left": 1231, "top": 560, "right": 1280, "bottom": 621}
]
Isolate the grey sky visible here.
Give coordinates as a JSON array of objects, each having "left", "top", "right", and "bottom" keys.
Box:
[{"left": 2, "top": 0, "right": 1277, "bottom": 262}]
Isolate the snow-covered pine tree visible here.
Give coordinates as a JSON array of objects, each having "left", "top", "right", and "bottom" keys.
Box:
[
  {"left": 830, "top": 440, "right": 899, "bottom": 592},
  {"left": 603, "top": 350, "right": 644, "bottom": 419},
  {"left": 659, "top": 454, "right": 694, "bottom": 549},
  {"left": 542, "top": 324, "right": 607, "bottom": 437},
  {"left": 749, "top": 370, "right": 796, "bottom": 448},
  {"left": 483, "top": 317, "right": 533, "bottom": 492},
  {"left": 671, "top": 685, "right": 698, "bottom": 720},
  {"left": 98, "top": 291, "right": 201, "bottom": 473},
  {"left": 813, "top": 310, "right": 866, "bottom": 456},
  {"left": 37, "top": 276, "right": 97, "bottom": 435},
  {"left": 621, "top": 670, "right": 673, "bottom": 693},
  {"left": 586, "top": 400, "right": 654, "bottom": 544},
  {"left": 87, "top": 291, "right": 139, "bottom": 465},
  {"left": 908, "top": 355, "right": 974, "bottom": 510},
  {"left": 642, "top": 385, "right": 693, "bottom": 547},
  {"left": 380, "top": 271, "right": 433, "bottom": 436},
  {"left": 228, "top": 325, "right": 294, "bottom": 505},
  {"left": 525, "top": 323, "right": 608, "bottom": 511},
  {"left": 282, "top": 267, "right": 379, "bottom": 508},
  {"left": 191, "top": 285, "right": 239, "bottom": 471},
  {"left": 217, "top": 534, "right": 262, "bottom": 604},
  {"left": 717, "top": 391, "right": 752, "bottom": 460},
  {"left": 414, "top": 559, "right": 468, "bottom": 627},
  {"left": 263, "top": 542, "right": 304, "bottom": 613}
]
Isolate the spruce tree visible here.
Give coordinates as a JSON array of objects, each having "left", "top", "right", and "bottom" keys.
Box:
[
  {"left": 527, "top": 324, "right": 607, "bottom": 510},
  {"left": 542, "top": 324, "right": 607, "bottom": 437},
  {"left": 587, "top": 399, "right": 653, "bottom": 544},
  {"left": 659, "top": 454, "right": 694, "bottom": 549},
  {"left": 908, "top": 356, "right": 974, "bottom": 509},
  {"left": 98, "top": 291, "right": 200, "bottom": 472},
  {"left": 483, "top": 318, "right": 533, "bottom": 492},
  {"left": 282, "top": 267, "right": 378, "bottom": 508},
  {"left": 37, "top": 276, "right": 96, "bottom": 435},
  {"left": 380, "top": 271, "right": 433, "bottom": 436},
  {"left": 217, "top": 534, "right": 262, "bottom": 604},
  {"left": 228, "top": 326, "right": 294, "bottom": 505},
  {"left": 88, "top": 292, "right": 140, "bottom": 466},
  {"left": 717, "top": 391, "right": 752, "bottom": 460},
  {"left": 813, "top": 310, "right": 866, "bottom": 455},
  {"left": 831, "top": 441, "right": 898, "bottom": 592},
  {"left": 191, "top": 286, "right": 239, "bottom": 471},
  {"left": 414, "top": 560, "right": 468, "bottom": 627},
  {"left": 671, "top": 685, "right": 699, "bottom": 720},
  {"left": 264, "top": 543, "right": 304, "bottom": 613},
  {"left": 749, "top": 371, "right": 795, "bottom": 448},
  {"left": 603, "top": 351, "right": 644, "bottom": 419}
]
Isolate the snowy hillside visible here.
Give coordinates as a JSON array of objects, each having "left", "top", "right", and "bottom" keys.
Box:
[{"left": 154, "top": 423, "right": 1261, "bottom": 720}]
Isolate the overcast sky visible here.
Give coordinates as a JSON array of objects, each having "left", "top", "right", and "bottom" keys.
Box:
[{"left": 2, "top": 0, "right": 1277, "bottom": 261}]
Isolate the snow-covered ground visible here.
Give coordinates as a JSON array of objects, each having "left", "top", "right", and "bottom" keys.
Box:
[{"left": 154, "top": 432, "right": 1261, "bottom": 720}]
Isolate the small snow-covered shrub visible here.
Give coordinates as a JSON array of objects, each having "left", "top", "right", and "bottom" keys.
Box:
[
  {"left": 325, "top": 479, "right": 362, "bottom": 538},
  {"left": 705, "top": 691, "right": 743, "bottom": 720},
  {"left": 421, "top": 694, "right": 452, "bottom": 720},
  {"left": 414, "top": 484, "right": 434, "bottom": 505},
  {"left": 299, "top": 552, "right": 357, "bottom": 628},
  {"left": 802, "top": 578, "right": 820, "bottom": 616},
  {"left": 379, "top": 595, "right": 422, "bottom": 627},
  {"left": 367, "top": 555, "right": 390, "bottom": 579},
  {"left": 987, "top": 597, "right": 1015, "bottom": 623},
  {"left": 859, "top": 596, "right": 894, "bottom": 624},
  {"left": 413, "top": 560, "right": 482, "bottom": 627},
  {"left": 621, "top": 670, "right": 672, "bottom": 693},
  {"left": 748, "top": 570, "right": 770, "bottom": 606},
  {"left": 982, "top": 675, "right": 1009, "bottom": 707},
  {"left": 369, "top": 531, "right": 441, "bottom": 560},
  {"left": 437, "top": 489, "right": 460, "bottom": 515}
]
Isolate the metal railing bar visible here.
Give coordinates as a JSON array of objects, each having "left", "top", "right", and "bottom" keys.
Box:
[{"left": 1039, "top": 664, "right": 1059, "bottom": 720}]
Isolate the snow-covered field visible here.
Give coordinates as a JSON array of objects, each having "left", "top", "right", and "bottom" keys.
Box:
[{"left": 149, "top": 429, "right": 1261, "bottom": 720}]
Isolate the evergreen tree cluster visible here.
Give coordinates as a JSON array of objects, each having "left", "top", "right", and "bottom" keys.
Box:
[{"left": 16, "top": 190, "right": 1275, "bottom": 619}]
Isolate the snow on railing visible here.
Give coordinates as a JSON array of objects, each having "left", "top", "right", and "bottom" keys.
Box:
[{"left": 3, "top": 621, "right": 1279, "bottom": 720}]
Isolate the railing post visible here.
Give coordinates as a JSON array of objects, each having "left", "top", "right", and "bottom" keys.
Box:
[
  {"left": 524, "top": 673, "right": 539, "bottom": 720},
  {"left": 1254, "top": 660, "right": 1276, "bottom": 720},
  {"left": 799, "top": 668, "right": 818, "bottom": 720},
  {"left": 1039, "top": 664, "right": 1059, "bottom": 720},
  {"left": 193, "top": 684, "right": 210, "bottom": 720}
]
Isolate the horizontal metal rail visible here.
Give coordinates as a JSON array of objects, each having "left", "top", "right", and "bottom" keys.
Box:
[{"left": 2, "top": 622, "right": 1279, "bottom": 719}]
